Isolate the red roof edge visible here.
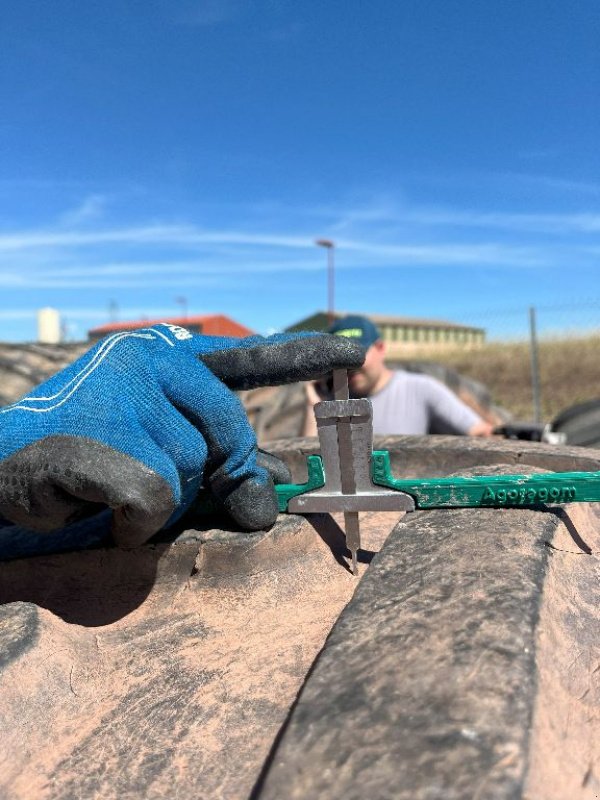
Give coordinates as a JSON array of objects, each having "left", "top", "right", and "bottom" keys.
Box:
[{"left": 88, "top": 314, "right": 255, "bottom": 338}]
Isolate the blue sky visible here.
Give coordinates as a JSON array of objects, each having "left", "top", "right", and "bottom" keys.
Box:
[{"left": 0, "top": 0, "right": 598, "bottom": 341}]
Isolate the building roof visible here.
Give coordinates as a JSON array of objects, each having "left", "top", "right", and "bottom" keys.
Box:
[
  {"left": 88, "top": 314, "right": 255, "bottom": 339},
  {"left": 286, "top": 311, "right": 484, "bottom": 333}
]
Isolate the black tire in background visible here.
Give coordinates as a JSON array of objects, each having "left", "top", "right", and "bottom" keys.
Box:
[{"left": 552, "top": 397, "right": 600, "bottom": 448}]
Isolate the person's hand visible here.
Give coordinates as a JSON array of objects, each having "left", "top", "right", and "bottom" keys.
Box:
[
  {"left": 0, "top": 324, "right": 365, "bottom": 547},
  {"left": 468, "top": 420, "right": 495, "bottom": 437}
]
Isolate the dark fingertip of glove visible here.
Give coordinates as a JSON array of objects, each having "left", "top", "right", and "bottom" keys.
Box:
[
  {"left": 199, "top": 335, "right": 366, "bottom": 390},
  {"left": 223, "top": 476, "right": 279, "bottom": 531},
  {"left": 256, "top": 449, "right": 291, "bottom": 484}
]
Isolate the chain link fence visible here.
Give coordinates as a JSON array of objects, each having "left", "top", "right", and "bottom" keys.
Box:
[{"left": 426, "top": 299, "right": 600, "bottom": 428}]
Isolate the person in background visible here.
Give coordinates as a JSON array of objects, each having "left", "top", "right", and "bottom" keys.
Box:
[{"left": 303, "top": 314, "right": 494, "bottom": 438}]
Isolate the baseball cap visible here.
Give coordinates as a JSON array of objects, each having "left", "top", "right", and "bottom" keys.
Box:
[{"left": 328, "top": 315, "right": 381, "bottom": 348}]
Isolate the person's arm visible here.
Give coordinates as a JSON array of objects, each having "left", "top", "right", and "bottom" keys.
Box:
[{"left": 420, "top": 375, "right": 493, "bottom": 437}]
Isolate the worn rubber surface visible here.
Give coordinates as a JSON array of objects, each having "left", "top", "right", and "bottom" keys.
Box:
[
  {"left": 267, "top": 433, "right": 600, "bottom": 481},
  {"left": 1, "top": 437, "right": 599, "bottom": 799},
  {"left": 0, "top": 510, "right": 402, "bottom": 799},
  {"left": 254, "top": 470, "right": 600, "bottom": 799},
  {"left": 0, "top": 342, "right": 87, "bottom": 407}
]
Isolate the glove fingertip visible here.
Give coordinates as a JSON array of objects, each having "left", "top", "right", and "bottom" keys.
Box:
[
  {"left": 256, "top": 449, "right": 292, "bottom": 485},
  {"left": 222, "top": 475, "right": 279, "bottom": 531},
  {"left": 200, "top": 335, "right": 366, "bottom": 390},
  {"left": 111, "top": 506, "right": 170, "bottom": 549}
]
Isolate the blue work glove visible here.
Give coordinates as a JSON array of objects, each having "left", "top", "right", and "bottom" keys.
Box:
[{"left": 0, "top": 323, "right": 365, "bottom": 547}]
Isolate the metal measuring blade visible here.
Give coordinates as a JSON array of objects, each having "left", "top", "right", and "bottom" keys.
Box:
[
  {"left": 334, "top": 369, "right": 360, "bottom": 574},
  {"left": 288, "top": 369, "right": 414, "bottom": 575}
]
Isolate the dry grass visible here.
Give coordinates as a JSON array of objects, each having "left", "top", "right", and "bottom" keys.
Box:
[{"left": 415, "top": 334, "right": 600, "bottom": 422}]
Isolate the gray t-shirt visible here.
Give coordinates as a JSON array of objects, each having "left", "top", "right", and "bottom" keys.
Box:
[{"left": 369, "top": 371, "right": 480, "bottom": 436}]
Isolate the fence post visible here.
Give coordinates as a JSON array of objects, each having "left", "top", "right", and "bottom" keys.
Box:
[{"left": 529, "top": 306, "right": 542, "bottom": 423}]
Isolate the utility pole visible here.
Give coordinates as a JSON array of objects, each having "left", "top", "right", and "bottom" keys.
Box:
[
  {"left": 315, "top": 239, "right": 335, "bottom": 326},
  {"left": 529, "top": 306, "right": 542, "bottom": 423},
  {"left": 175, "top": 296, "right": 188, "bottom": 319}
]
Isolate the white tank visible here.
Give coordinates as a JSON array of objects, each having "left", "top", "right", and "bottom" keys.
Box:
[{"left": 37, "top": 307, "right": 61, "bottom": 344}]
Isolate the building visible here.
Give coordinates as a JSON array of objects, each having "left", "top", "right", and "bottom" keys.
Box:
[
  {"left": 37, "top": 307, "right": 62, "bottom": 344},
  {"left": 286, "top": 311, "right": 485, "bottom": 357},
  {"left": 88, "top": 314, "right": 255, "bottom": 341}
]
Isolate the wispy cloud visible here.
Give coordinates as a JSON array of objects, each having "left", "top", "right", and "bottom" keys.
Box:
[
  {"left": 0, "top": 191, "right": 597, "bottom": 342},
  {"left": 0, "top": 308, "right": 107, "bottom": 321},
  {"left": 0, "top": 187, "right": 598, "bottom": 297},
  {"left": 314, "top": 198, "right": 600, "bottom": 237},
  {"left": 0, "top": 306, "right": 214, "bottom": 322},
  {"left": 0, "top": 221, "right": 550, "bottom": 279},
  {"left": 0, "top": 225, "right": 311, "bottom": 252},
  {"left": 517, "top": 147, "right": 562, "bottom": 161},
  {"left": 400, "top": 208, "right": 600, "bottom": 235},
  {"left": 412, "top": 170, "right": 600, "bottom": 200},
  {"left": 59, "top": 194, "right": 108, "bottom": 227},
  {"left": 495, "top": 172, "right": 600, "bottom": 198}
]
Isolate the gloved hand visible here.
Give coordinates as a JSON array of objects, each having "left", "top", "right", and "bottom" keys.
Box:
[{"left": 0, "top": 323, "right": 365, "bottom": 547}]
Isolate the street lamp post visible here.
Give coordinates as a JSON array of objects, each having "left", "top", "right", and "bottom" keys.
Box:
[
  {"left": 315, "top": 239, "right": 335, "bottom": 326},
  {"left": 175, "top": 296, "right": 188, "bottom": 319}
]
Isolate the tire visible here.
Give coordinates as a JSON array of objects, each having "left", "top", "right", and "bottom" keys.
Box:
[
  {"left": 551, "top": 397, "right": 600, "bottom": 448},
  {"left": 253, "top": 485, "right": 599, "bottom": 800},
  {"left": 257, "top": 437, "right": 600, "bottom": 800},
  {"left": 239, "top": 382, "right": 308, "bottom": 443},
  {"left": 1, "top": 437, "right": 599, "bottom": 799},
  {"left": 0, "top": 342, "right": 87, "bottom": 406}
]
